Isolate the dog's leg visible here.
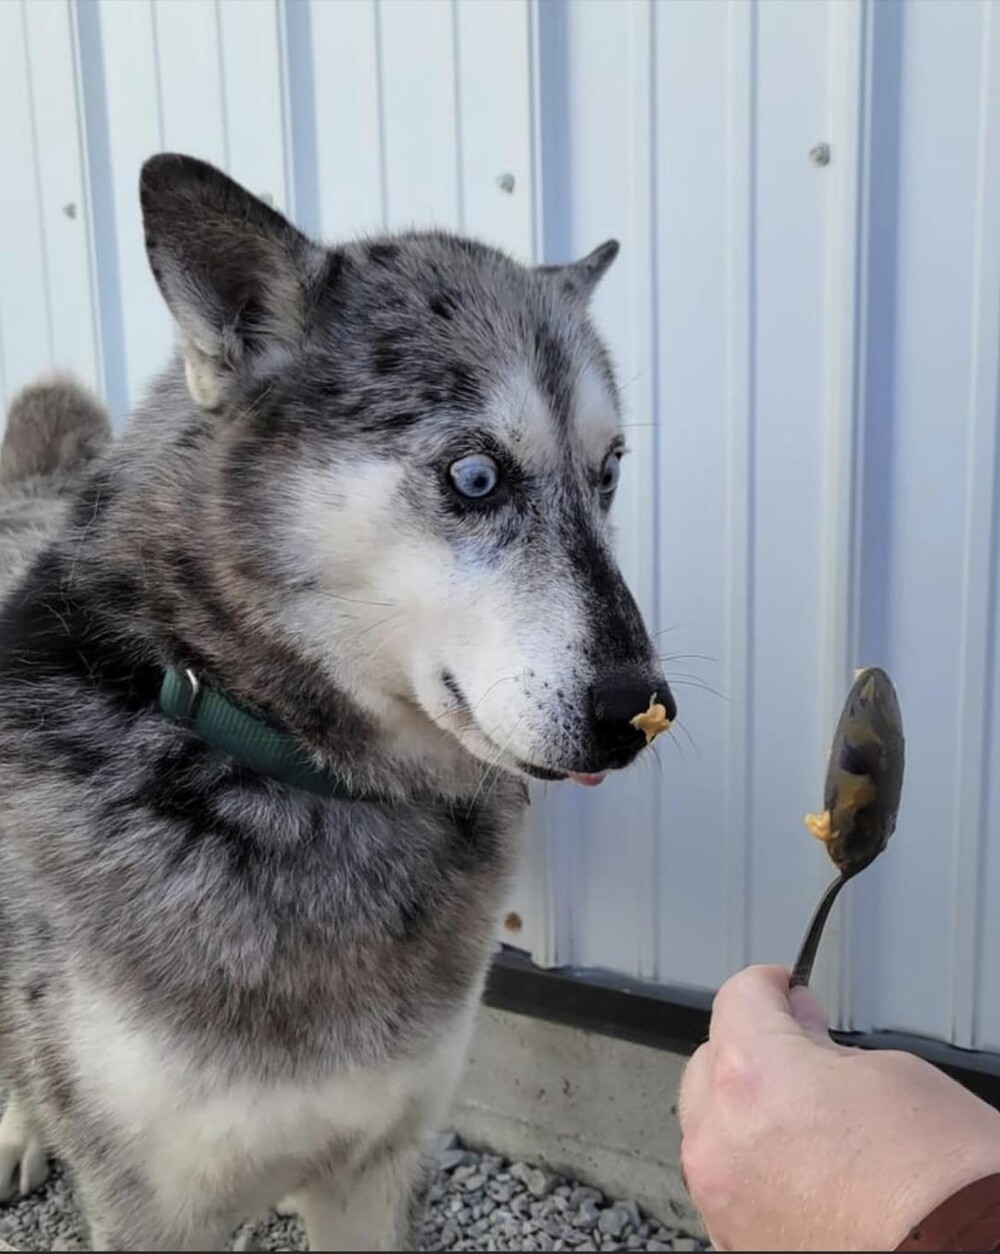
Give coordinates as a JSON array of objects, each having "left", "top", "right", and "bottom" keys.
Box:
[
  {"left": 0, "top": 1092, "right": 49, "bottom": 1201},
  {"left": 83, "top": 1202, "right": 233, "bottom": 1253},
  {"left": 74, "top": 1163, "right": 235, "bottom": 1253},
  {"left": 291, "top": 1140, "right": 430, "bottom": 1252}
]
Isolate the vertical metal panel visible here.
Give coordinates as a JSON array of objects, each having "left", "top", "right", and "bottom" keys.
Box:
[
  {"left": 980, "top": 479, "right": 1000, "bottom": 1048},
  {"left": 302, "top": 0, "right": 385, "bottom": 238},
  {"left": 21, "top": 0, "right": 101, "bottom": 396},
  {"left": 454, "top": 0, "right": 534, "bottom": 260},
  {"left": 867, "top": 0, "right": 987, "bottom": 1042},
  {"left": 217, "top": 0, "right": 289, "bottom": 213},
  {"left": 745, "top": 0, "right": 832, "bottom": 962},
  {"left": 957, "top": 0, "right": 1000, "bottom": 1051},
  {"left": 720, "top": 0, "right": 756, "bottom": 984},
  {"left": 651, "top": 0, "right": 732, "bottom": 989},
  {"left": 818, "top": 0, "right": 875, "bottom": 1029},
  {"left": 153, "top": 0, "right": 227, "bottom": 164},
  {"left": 94, "top": 0, "right": 168, "bottom": 411},
  {"left": 0, "top": 1, "right": 59, "bottom": 408},
  {"left": 378, "top": 0, "right": 460, "bottom": 229}
]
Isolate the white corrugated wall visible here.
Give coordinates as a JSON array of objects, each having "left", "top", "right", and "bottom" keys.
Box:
[{"left": 2, "top": 0, "right": 999, "bottom": 1052}]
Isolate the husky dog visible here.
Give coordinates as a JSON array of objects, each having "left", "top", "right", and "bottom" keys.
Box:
[{"left": 0, "top": 154, "right": 675, "bottom": 1251}]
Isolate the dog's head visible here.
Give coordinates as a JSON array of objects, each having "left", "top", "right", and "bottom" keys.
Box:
[{"left": 140, "top": 155, "right": 674, "bottom": 784}]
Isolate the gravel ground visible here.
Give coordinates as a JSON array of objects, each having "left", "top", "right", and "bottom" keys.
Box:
[{"left": 0, "top": 1133, "right": 707, "bottom": 1252}]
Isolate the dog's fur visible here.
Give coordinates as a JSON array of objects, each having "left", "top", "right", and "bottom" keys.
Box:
[{"left": 0, "top": 154, "right": 671, "bottom": 1250}]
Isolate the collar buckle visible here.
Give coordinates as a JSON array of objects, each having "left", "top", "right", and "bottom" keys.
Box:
[{"left": 174, "top": 667, "right": 204, "bottom": 725}]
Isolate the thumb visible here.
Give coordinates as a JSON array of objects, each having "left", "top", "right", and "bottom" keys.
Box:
[{"left": 788, "top": 983, "right": 833, "bottom": 1043}]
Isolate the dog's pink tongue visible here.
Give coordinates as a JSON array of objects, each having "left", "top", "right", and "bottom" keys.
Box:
[{"left": 569, "top": 772, "right": 607, "bottom": 787}]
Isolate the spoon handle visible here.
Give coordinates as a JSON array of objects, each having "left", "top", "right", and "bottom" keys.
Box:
[{"left": 790, "top": 871, "right": 854, "bottom": 989}]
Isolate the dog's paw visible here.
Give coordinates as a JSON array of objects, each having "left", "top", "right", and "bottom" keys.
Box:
[{"left": 0, "top": 1103, "right": 49, "bottom": 1203}]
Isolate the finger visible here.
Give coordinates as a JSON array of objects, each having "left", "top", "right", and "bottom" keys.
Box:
[
  {"left": 709, "top": 965, "right": 799, "bottom": 1043},
  {"left": 788, "top": 983, "right": 833, "bottom": 1041},
  {"left": 677, "top": 1042, "right": 713, "bottom": 1136},
  {"left": 711, "top": 964, "right": 839, "bottom": 1055}
]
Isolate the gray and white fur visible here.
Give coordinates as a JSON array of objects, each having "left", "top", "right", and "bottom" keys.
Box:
[{"left": 0, "top": 154, "right": 674, "bottom": 1251}]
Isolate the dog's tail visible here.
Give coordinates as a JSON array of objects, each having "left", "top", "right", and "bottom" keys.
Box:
[{"left": 0, "top": 376, "right": 111, "bottom": 486}]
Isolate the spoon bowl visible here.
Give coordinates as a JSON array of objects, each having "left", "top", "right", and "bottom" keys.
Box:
[{"left": 790, "top": 667, "right": 905, "bottom": 989}]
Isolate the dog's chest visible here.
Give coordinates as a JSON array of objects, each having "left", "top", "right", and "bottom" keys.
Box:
[{"left": 66, "top": 981, "right": 473, "bottom": 1198}]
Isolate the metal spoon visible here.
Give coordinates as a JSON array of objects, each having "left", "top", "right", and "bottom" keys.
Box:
[{"left": 790, "top": 667, "right": 905, "bottom": 989}]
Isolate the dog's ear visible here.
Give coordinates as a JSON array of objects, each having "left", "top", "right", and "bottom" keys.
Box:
[
  {"left": 140, "top": 153, "right": 323, "bottom": 410},
  {"left": 536, "top": 239, "right": 620, "bottom": 301}
]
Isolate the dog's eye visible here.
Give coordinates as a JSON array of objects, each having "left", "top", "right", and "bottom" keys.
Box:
[
  {"left": 449, "top": 454, "right": 499, "bottom": 500},
  {"left": 599, "top": 451, "right": 622, "bottom": 501}
]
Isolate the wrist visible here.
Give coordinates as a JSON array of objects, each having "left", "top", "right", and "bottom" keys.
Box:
[{"left": 881, "top": 1140, "right": 1000, "bottom": 1249}]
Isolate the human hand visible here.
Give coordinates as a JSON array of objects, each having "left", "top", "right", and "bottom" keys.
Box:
[{"left": 678, "top": 965, "right": 1000, "bottom": 1251}]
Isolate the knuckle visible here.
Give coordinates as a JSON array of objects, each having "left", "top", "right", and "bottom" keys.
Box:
[{"left": 712, "top": 1040, "right": 757, "bottom": 1102}]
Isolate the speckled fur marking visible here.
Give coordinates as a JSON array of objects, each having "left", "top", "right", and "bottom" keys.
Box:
[{"left": 0, "top": 154, "right": 667, "bottom": 1250}]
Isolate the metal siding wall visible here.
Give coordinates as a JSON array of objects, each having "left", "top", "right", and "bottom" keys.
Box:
[{"left": 1, "top": 0, "right": 999, "bottom": 1050}]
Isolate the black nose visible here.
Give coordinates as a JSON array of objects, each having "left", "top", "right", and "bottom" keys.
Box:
[{"left": 589, "top": 673, "right": 677, "bottom": 758}]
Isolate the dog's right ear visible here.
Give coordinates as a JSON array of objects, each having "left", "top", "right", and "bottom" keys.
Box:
[{"left": 140, "top": 154, "right": 323, "bottom": 410}]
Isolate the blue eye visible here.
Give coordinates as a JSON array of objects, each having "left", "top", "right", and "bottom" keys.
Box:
[
  {"left": 449, "top": 453, "right": 499, "bottom": 499},
  {"left": 599, "top": 451, "right": 622, "bottom": 500}
]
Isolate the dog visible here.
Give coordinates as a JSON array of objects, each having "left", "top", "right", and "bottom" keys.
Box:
[{"left": 0, "top": 153, "right": 675, "bottom": 1251}]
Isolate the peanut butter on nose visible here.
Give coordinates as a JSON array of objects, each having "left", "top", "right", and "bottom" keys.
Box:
[{"left": 630, "top": 693, "right": 672, "bottom": 745}]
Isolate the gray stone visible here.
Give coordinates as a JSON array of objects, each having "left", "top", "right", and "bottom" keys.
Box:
[
  {"left": 618, "top": 1200, "right": 642, "bottom": 1231},
  {"left": 440, "top": 1148, "right": 474, "bottom": 1172},
  {"left": 0, "top": 1115, "right": 705, "bottom": 1254},
  {"left": 511, "top": 1161, "right": 556, "bottom": 1198},
  {"left": 573, "top": 1199, "right": 601, "bottom": 1229},
  {"left": 598, "top": 1207, "right": 629, "bottom": 1239}
]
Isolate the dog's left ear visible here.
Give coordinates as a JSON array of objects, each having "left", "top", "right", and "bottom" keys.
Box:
[
  {"left": 140, "top": 153, "right": 325, "bottom": 410},
  {"left": 536, "top": 239, "right": 620, "bottom": 301}
]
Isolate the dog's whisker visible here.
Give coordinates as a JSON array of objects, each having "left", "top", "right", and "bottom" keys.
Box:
[
  {"left": 322, "top": 591, "right": 399, "bottom": 609},
  {"left": 355, "top": 610, "right": 407, "bottom": 642},
  {"left": 664, "top": 677, "right": 728, "bottom": 703},
  {"left": 672, "top": 718, "right": 700, "bottom": 757},
  {"left": 469, "top": 718, "right": 523, "bottom": 812}
]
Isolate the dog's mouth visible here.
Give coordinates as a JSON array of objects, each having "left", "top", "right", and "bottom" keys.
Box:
[
  {"left": 516, "top": 761, "right": 607, "bottom": 787},
  {"left": 436, "top": 670, "right": 608, "bottom": 786}
]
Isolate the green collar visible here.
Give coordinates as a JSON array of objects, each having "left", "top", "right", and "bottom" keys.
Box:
[{"left": 158, "top": 666, "right": 371, "bottom": 801}]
